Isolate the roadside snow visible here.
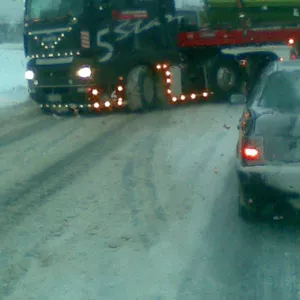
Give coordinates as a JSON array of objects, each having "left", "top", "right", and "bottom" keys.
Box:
[
  {"left": 0, "top": 43, "right": 23, "bottom": 50},
  {"left": 2, "top": 0, "right": 23, "bottom": 22},
  {"left": 0, "top": 44, "right": 28, "bottom": 108}
]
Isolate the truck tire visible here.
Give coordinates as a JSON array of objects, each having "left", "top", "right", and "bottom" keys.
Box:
[
  {"left": 154, "top": 72, "right": 171, "bottom": 109},
  {"left": 209, "top": 57, "right": 244, "bottom": 101},
  {"left": 125, "top": 66, "right": 155, "bottom": 112}
]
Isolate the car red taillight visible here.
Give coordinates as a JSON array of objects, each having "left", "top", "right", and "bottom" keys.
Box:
[
  {"left": 241, "top": 136, "right": 264, "bottom": 164},
  {"left": 291, "top": 53, "right": 297, "bottom": 60},
  {"left": 242, "top": 146, "right": 260, "bottom": 160}
]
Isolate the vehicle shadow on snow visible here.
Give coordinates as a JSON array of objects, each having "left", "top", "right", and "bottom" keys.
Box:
[
  {"left": 39, "top": 98, "right": 228, "bottom": 118},
  {"left": 177, "top": 162, "right": 300, "bottom": 299}
]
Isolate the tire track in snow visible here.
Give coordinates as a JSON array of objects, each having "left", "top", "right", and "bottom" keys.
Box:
[
  {"left": 0, "top": 117, "right": 67, "bottom": 147},
  {"left": 0, "top": 115, "right": 139, "bottom": 236},
  {"left": 178, "top": 164, "right": 300, "bottom": 300},
  {"left": 122, "top": 130, "right": 167, "bottom": 249},
  {"left": 121, "top": 109, "right": 229, "bottom": 250}
]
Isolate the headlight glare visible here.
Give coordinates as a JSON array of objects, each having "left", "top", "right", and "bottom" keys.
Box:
[
  {"left": 25, "top": 70, "right": 34, "bottom": 80},
  {"left": 77, "top": 66, "right": 92, "bottom": 78}
]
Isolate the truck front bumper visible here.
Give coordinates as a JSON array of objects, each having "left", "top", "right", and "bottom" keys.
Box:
[
  {"left": 26, "top": 60, "right": 125, "bottom": 112},
  {"left": 29, "top": 84, "right": 125, "bottom": 111}
]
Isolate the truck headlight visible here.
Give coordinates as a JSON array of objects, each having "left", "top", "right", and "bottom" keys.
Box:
[
  {"left": 77, "top": 66, "right": 92, "bottom": 78},
  {"left": 25, "top": 70, "right": 34, "bottom": 80}
]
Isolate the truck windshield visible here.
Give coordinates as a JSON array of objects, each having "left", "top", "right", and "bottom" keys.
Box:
[{"left": 26, "top": 0, "right": 85, "bottom": 20}]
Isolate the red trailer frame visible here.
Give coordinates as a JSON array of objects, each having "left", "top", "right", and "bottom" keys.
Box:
[{"left": 179, "top": 27, "right": 300, "bottom": 48}]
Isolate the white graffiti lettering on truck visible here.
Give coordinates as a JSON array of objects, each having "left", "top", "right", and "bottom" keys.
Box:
[{"left": 97, "top": 14, "right": 181, "bottom": 62}]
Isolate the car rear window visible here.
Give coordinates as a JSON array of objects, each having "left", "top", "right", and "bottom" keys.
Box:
[{"left": 259, "top": 70, "right": 300, "bottom": 112}]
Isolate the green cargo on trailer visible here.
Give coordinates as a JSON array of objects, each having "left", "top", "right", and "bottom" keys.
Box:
[{"left": 205, "top": 0, "right": 300, "bottom": 29}]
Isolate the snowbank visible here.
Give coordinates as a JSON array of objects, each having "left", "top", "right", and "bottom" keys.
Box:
[
  {"left": 0, "top": 43, "right": 23, "bottom": 50},
  {"left": 0, "top": 44, "right": 28, "bottom": 108},
  {"left": 2, "top": 1, "right": 23, "bottom": 23}
]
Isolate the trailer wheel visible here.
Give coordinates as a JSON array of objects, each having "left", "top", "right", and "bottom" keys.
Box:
[
  {"left": 209, "top": 57, "right": 244, "bottom": 101},
  {"left": 125, "top": 66, "right": 155, "bottom": 112}
]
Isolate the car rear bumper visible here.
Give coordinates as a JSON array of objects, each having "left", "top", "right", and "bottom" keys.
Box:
[{"left": 236, "top": 161, "right": 300, "bottom": 212}]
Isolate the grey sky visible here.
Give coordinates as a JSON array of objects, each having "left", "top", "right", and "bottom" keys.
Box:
[{"left": 1, "top": 0, "right": 24, "bottom": 22}]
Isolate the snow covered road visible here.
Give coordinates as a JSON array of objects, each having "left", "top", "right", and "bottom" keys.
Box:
[
  {"left": 1, "top": 99, "right": 300, "bottom": 299},
  {"left": 1, "top": 43, "right": 300, "bottom": 299}
]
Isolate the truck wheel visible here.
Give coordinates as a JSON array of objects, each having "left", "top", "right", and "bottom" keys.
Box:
[
  {"left": 125, "top": 66, "right": 155, "bottom": 112},
  {"left": 154, "top": 72, "right": 171, "bottom": 109},
  {"left": 210, "top": 57, "right": 244, "bottom": 101}
]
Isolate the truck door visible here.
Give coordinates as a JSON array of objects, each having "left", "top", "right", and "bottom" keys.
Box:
[
  {"left": 110, "top": 0, "right": 177, "bottom": 51},
  {"left": 131, "top": 0, "right": 177, "bottom": 51}
]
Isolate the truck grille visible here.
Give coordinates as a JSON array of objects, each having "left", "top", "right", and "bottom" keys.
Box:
[{"left": 38, "top": 70, "right": 70, "bottom": 85}]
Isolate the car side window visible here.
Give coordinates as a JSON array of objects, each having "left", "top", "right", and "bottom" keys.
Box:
[
  {"left": 260, "top": 62, "right": 276, "bottom": 80},
  {"left": 247, "top": 62, "right": 276, "bottom": 105},
  {"left": 259, "top": 71, "right": 300, "bottom": 111}
]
